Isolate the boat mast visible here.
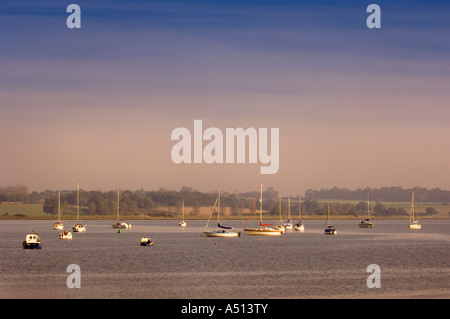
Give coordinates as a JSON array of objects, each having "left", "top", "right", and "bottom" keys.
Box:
[
  {"left": 288, "top": 197, "right": 291, "bottom": 220},
  {"left": 218, "top": 185, "right": 221, "bottom": 225},
  {"left": 278, "top": 194, "right": 282, "bottom": 223},
  {"left": 299, "top": 196, "right": 302, "bottom": 221},
  {"left": 182, "top": 200, "right": 185, "bottom": 221},
  {"left": 367, "top": 191, "right": 370, "bottom": 219},
  {"left": 117, "top": 189, "right": 120, "bottom": 222},
  {"left": 326, "top": 203, "right": 330, "bottom": 227},
  {"left": 411, "top": 191, "right": 415, "bottom": 222},
  {"left": 58, "top": 190, "right": 61, "bottom": 221},
  {"left": 260, "top": 183, "right": 263, "bottom": 225},
  {"left": 76, "top": 180, "right": 80, "bottom": 223}
]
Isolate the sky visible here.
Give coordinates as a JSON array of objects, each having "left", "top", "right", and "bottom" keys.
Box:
[{"left": 1, "top": 0, "right": 449, "bottom": 196}]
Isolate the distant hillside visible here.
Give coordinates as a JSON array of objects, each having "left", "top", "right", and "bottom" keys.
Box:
[{"left": 304, "top": 186, "right": 450, "bottom": 203}]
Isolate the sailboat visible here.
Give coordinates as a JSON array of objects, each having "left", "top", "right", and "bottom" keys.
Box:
[
  {"left": 112, "top": 189, "right": 131, "bottom": 229},
  {"left": 244, "top": 183, "right": 283, "bottom": 236},
  {"left": 179, "top": 201, "right": 187, "bottom": 227},
  {"left": 294, "top": 196, "right": 305, "bottom": 232},
  {"left": 72, "top": 180, "right": 86, "bottom": 232},
  {"left": 359, "top": 192, "right": 374, "bottom": 228},
  {"left": 52, "top": 190, "right": 64, "bottom": 230},
  {"left": 408, "top": 192, "right": 422, "bottom": 230},
  {"left": 203, "top": 186, "right": 240, "bottom": 237},
  {"left": 274, "top": 195, "right": 286, "bottom": 233},
  {"left": 324, "top": 204, "right": 337, "bottom": 235},
  {"left": 284, "top": 196, "right": 293, "bottom": 230}
]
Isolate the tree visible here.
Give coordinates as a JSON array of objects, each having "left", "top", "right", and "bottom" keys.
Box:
[{"left": 43, "top": 196, "right": 58, "bottom": 215}]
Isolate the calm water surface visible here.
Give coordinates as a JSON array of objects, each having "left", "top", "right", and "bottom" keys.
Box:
[{"left": 1, "top": 219, "right": 448, "bottom": 298}]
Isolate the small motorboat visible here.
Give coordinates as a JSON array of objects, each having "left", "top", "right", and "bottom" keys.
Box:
[
  {"left": 324, "top": 225, "right": 337, "bottom": 235},
  {"left": 294, "top": 221, "right": 305, "bottom": 232},
  {"left": 23, "top": 232, "right": 42, "bottom": 249},
  {"left": 59, "top": 229, "right": 72, "bottom": 240},
  {"left": 53, "top": 221, "right": 64, "bottom": 230},
  {"left": 359, "top": 218, "right": 374, "bottom": 228},
  {"left": 140, "top": 237, "right": 154, "bottom": 246},
  {"left": 73, "top": 223, "right": 86, "bottom": 232},
  {"left": 112, "top": 221, "right": 131, "bottom": 229}
]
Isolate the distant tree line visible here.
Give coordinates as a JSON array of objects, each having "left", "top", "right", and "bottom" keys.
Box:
[
  {"left": 0, "top": 184, "right": 445, "bottom": 217},
  {"left": 305, "top": 186, "right": 450, "bottom": 203}
]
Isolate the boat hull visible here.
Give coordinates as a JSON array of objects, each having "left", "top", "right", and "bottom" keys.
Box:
[
  {"left": 203, "top": 230, "right": 240, "bottom": 237},
  {"left": 23, "top": 242, "right": 42, "bottom": 249},
  {"left": 294, "top": 225, "right": 305, "bottom": 232},
  {"left": 53, "top": 223, "right": 64, "bottom": 230},
  {"left": 112, "top": 223, "right": 131, "bottom": 229},
  {"left": 409, "top": 223, "right": 422, "bottom": 230},
  {"left": 73, "top": 225, "right": 86, "bottom": 232},
  {"left": 140, "top": 237, "right": 154, "bottom": 246},
  {"left": 358, "top": 222, "right": 374, "bottom": 228},
  {"left": 244, "top": 228, "right": 283, "bottom": 236}
]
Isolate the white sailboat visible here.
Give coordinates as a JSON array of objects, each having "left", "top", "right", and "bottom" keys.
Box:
[
  {"left": 244, "top": 183, "right": 283, "bottom": 236},
  {"left": 72, "top": 180, "right": 86, "bottom": 232},
  {"left": 203, "top": 186, "right": 240, "bottom": 237},
  {"left": 274, "top": 195, "right": 286, "bottom": 233},
  {"left": 359, "top": 191, "right": 374, "bottom": 228},
  {"left": 112, "top": 189, "right": 131, "bottom": 229},
  {"left": 52, "top": 190, "right": 64, "bottom": 230},
  {"left": 408, "top": 192, "right": 422, "bottom": 230},
  {"left": 294, "top": 196, "right": 305, "bottom": 232},
  {"left": 284, "top": 196, "right": 293, "bottom": 230},
  {"left": 324, "top": 204, "right": 337, "bottom": 235},
  {"left": 179, "top": 201, "right": 187, "bottom": 227}
]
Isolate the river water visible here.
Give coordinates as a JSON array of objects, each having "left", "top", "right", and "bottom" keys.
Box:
[{"left": 0, "top": 219, "right": 448, "bottom": 299}]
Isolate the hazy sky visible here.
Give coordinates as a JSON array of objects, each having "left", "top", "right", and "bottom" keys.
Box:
[{"left": 1, "top": 0, "right": 449, "bottom": 195}]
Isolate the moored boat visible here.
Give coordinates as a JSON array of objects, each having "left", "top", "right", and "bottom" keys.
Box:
[
  {"left": 243, "top": 183, "right": 282, "bottom": 236},
  {"left": 324, "top": 204, "right": 337, "bottom": 235},
  {"left": 140, "top": 237, "right": 154, "bottom": 246},
  {"left": 23, "top": 232, "right": 42, "bottom": 249},
  {"left": 408, "top": 192, "right": 422, "bottom": 230},
  {"left": 112, "top": 190, "right": 131, "bottom": 229},
  {"left": 203, "top": 186, "right": 240, "bottom": 238},
  {"left": 59, "top": 229, "right": 72, "bottom": 240},
  {"left": 359, "top": 192, "right": 374, "bottom": 228}
]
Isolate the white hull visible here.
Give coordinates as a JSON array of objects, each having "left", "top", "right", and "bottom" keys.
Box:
[
  {"left": 358, "top": 222, "right": 374, "bottom": 228},
  {"left": 53, "top": 223, "right": 64, "bottom": 230},
  {"left": 284, "top": 223, "right": 293, "bottom": 230},
  {"left": 409, "top": 222, "right": 422, "bottom": 230},
  {"left": 294, "top": 225, "right": 305, "bottom": 232},
  {"left": 112, "top": 222, "right": 131, "bottom": 229},
  {"left": 179, "top": 221, "right": 187, "bottom": 227},
  {"left": 203, "top": 230, "right": 240, "bottom": 237},
  {"left": 244, "top": 228, "right": 283, "bottom": 236},
  {"left": 59, "top": 232, "right": 72, "bottom": 240},
  {"left": 73, "top": 224, "right": 86, "bottom": 232}
]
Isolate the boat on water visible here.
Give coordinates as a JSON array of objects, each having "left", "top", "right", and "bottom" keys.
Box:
[
  {"left": 324, "top": 204, "right": 337, "bottom": 235},
  {"left": 53, "top": 190, "right": 64, "bottom": 230},
  {"left": 274, "top": 195, "right": 286, "bottom": 233},
  {"left": 179, "top": 201, "right": 187, "bottom": 227},
  {"left": 409, "top": 192, "right": 422, "bottom": 230},
  {"left": 294, "top": 196, "right": 305, "bottom": 232},
  {"left": 244, "top": 183, "right": 283, "bottom": 236},
  {"left": 203, "top": 186, "right": 240, "bottom": 238},
  {"left": 359, "top": 192, "right": 374, "bottom": 228},
  {"left": 59, "top": 229, "right": 72, "bottom": 240},
  {"left": 72, "top": 180, "right": 86, "bottom": 233},
  {"left": 284, "top": 197, "right": 293, "bottom": 230},
  {"left": 140, "top": 237, "right": 154, "bottom": 246},
  {"left": 112, "top": 190, "right": 131, "bottom": 230},
  {"left": 23, "top": 232, "right": 42, "bottom": 249}
]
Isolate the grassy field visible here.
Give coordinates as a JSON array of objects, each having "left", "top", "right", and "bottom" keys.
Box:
[{"left": 1, "top": 201, "right": 449, "bottom": 220}]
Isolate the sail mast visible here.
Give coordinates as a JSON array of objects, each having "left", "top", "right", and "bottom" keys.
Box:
[
  {"left": 260, "top": 183, "right": 263, "bottom": 225},
  {"left": 218, "top": 185, "right": 221, "bottom": 225},
  {"left": 117, "top": 189, "right": 120, "bottom": 221},
  {"left": 367, "top": 191, "right": 370, "bottom": 219},
  {"left": 58, "top": 190, "right": 61, "bottom": 221},
  {"left": 77, "top": 180, "right": 80, "bottom": 223},
  {"left": 411, "top": 192, "right": 415, "bottom": 222},
  {"left": 299, "top": 196, "right": 302, "bottom": 221}
]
